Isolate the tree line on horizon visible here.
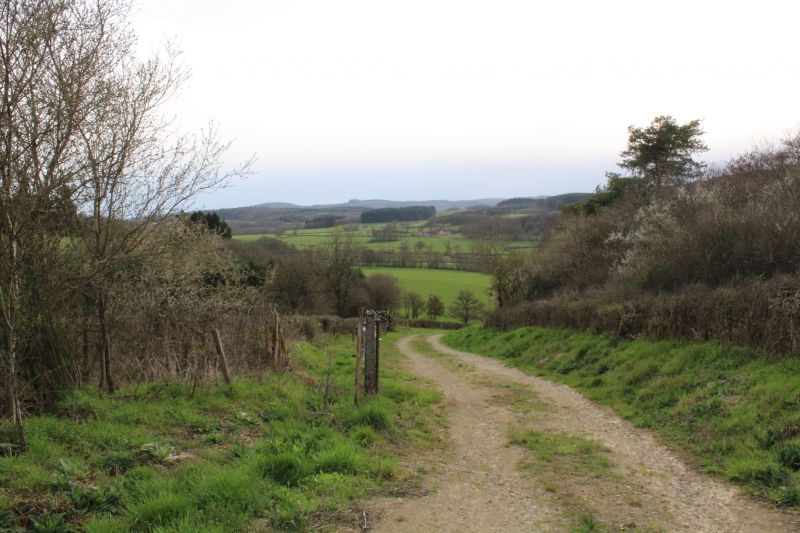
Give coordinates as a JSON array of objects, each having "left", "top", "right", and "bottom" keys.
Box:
[{"left": 360, "top": 206, "right": 436, "bottom": 224}]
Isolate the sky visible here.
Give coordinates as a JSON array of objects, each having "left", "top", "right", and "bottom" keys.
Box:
[{"left": 130, "top": 0, "right": 800, "bottom": 208}]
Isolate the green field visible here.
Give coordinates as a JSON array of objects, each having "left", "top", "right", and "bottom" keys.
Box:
[
  {"left": 234, "top": 232, "right": 471, "bottom": 252},
  {"left": 361, "top": 267, "right": 492, "bottom": 307},
  {"left": 233, "top": 222, "right": 533, "bottom": 254}
]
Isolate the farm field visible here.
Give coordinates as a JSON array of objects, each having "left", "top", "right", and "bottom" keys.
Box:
[
  {"left": 233, "top": 226, "right": 532, "bottom": 254},
  {"left": 361, "top": 267, "right": 493, "bottom": 307}
]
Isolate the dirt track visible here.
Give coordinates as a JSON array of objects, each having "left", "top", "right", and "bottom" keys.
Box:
[{"left": 372, "top": 334, "right": 800, "bottom": 532}]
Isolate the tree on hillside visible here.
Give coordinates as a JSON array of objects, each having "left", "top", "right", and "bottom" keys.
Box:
[
  {"left": 323, "top": 231, "right": 361, "bottom": 316},
  {"left": 0, "top": 0, "right": 124, "bottom": 450},
  {"left": 269, "top": 253, "right": 325, "bottom": 313},
  {"left": 190, "top": 211, "right": 232, "bottom": 239},
  {"left": 398, "top": 241, "right": 411, "bottom": 267},
  {"left": 490, "top": 252, "right": 528, "bottom": 307},
  {"left": 561, "top": 175, "right": 643, "bottom": 216},
  {"left": 403, "top": 292, "right": 424, "bottom": 318},
  {"left": 451, "top": 290, "right": 483, "bottom": 324},
  {"left": 79, "top": 43, "right": 249, "bottom": 394},
  {"left": 361, "top": 206, "right": 435, "bottom": 223},
  {"left": 426, "top": 294, "right": 445, "bottom": 320},
  {"left": 563, "top": 116, "right": 707, "bottom": 216},
  {"left": 370, "top": 223, "right": 401, "bottom": 242},
  {"left": 619, "top": 115, "right": 707, "bottom": 192},
  {"left": 365, "top": 273, "right": 401, "bottom": 311},
  {"left": 0, "top": 0, "right": 252, "bottom": 453}
]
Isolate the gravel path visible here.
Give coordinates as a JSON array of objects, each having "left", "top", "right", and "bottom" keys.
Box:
[{"left": 372, "top": 334, "right": 800, "bottom": 532}]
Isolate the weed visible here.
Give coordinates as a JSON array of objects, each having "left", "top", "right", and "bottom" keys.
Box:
[
  {"left": 775, "top": 486, "right": 800, "bottom": 506},
  {"left": 126, "top": 491, "right": 193, "bottom": 529},
  {"left": 369, "top": 456, "right": 398, "bottom": 480},
  {"left": 258, "top": 453, "right": 311, "bottom": 486},
  {"left": 778, "top": 442, "right": 800, "bottom": 471},
  {"left": 727, "top": 459, "right": 786, "bottom": 487},
  {"left": 202, "top": 432, "right": 227, "bottom": 445},
  {"left": 30, "top": 513, "right": 74, "bottom": 533},
  {"left": 71, "top": 483, "right": 123, "bottom": 514},
  {"left": 138, "top": 442, "right": 177, "bottom": 464},
  {"left": 510, "top": 429, "right": 611, "bottom": 478},
  {"left": 346, "top": 401, "right": 393, "bottom": 430},
  {"left": 349, "top": 425, "right": 378, "bottom": 446},
  {"left": 0, "top": 509, "right": 18, "bottom": 532},
  {"left": 313, "top": 443, "right": 364, "bottom": 475},
  {"left": 572, "top": 513, "right": 601, "bottom": 532},
  {"left": 97, "top": 451, "right": 139, "bottom": 475}
]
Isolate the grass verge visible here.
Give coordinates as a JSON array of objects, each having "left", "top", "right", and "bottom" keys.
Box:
[
  {"left": 0, "top": 330, "right": 441, "bottom": 532},
  {"left": 443, "top": 325, "right": 800, "bottom": 507}
]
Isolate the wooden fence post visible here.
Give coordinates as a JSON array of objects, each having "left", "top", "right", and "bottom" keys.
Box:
[
  {"left": 364, "top": 311, "right": 380, "bottom": 395},
  {"left": 354, "top": 310, "right": 364, "bottom": 404},
  {"left": 211, "top": 328, "right": 232, "bottom": 384}
]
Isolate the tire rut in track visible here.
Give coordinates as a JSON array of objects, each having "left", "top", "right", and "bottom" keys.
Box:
[{"left": 371, "top": 334, "right": 800, "bottom": 533}]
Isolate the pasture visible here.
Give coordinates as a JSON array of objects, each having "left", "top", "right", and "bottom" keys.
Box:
[
  {"left": 232, "top": 223, "right": 531, "bottom": 255},
  {"left": 361, "top": 267, "right": 493, "bottom": 307}
]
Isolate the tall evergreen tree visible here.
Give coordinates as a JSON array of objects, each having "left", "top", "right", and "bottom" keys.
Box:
[{"left": 619, "top": 115, "right": 708, "bottom": 192}]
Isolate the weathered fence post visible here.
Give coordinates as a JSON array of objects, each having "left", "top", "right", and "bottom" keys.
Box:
[
  {"left": 265, "top": 306, "right": 289, "bottom": 372},
  {"left": 211, "top": 328, "right": 232, "bottom": 384},
  {"left": 364, "top": 311, "right": 380, "bottom": 395},
  {"left": 354, "top": 309, "right": 365, "bottom": 404}
]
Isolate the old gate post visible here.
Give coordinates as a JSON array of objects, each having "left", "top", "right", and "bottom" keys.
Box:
[
  {"left": 364, "top": 311, "right": 380, "bottom": 395},
  {"left": 354, "top": 309, "right": 365, "bottom": 404}
]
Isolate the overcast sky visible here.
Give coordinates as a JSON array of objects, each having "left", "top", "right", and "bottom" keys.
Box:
[{"left": 131, "top": 0, "right": 800, "bottom": 208}]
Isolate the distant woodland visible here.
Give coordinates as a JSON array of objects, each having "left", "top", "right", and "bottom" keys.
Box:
[{"left": 360, "top": 206, "right": 436, "bottom": 223}]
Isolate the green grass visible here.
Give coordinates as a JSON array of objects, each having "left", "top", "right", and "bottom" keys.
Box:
[
  {"left": 231, "top": 221, "right": 532, "bottom": 255},
  {"left": 443, "top": 325, "right": 800, "bottom": 506},
  {"left": 509, "top": 428, "right": 617, "bottom": 533},
  {"left": 362, "top": 236, "right": 467, "bottom": 253},
  {"left": 231, "top": 233, "right": 275, "bottom": 242},
  {"left": 361, "top": 267, "right": 492, "bottom": 307},
  {"left": 0, "top": 330, "right": 442, "bottom": 531},
  {"left": 234, "top": 232, "right": 469, "bottom": 253},
  {"left": 509, "top": 429, "right": 611, "bottom": 479}
]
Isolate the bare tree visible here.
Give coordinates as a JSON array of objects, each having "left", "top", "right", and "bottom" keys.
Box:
[
  {"left": 451, "top": 290, "right": 483, "bottom": 324},
  {"left": 489, "top": 251, "right": 528, "bottom": 307},
  {"left": 322, "top": 231, "right": 361, "bottom": 316},
  {"left": 403, "top": 291, "right": 424, "bottom": 318},
  {"left": 269, "top": 252, "right": 325, "bottom": 313},
  {"left": 78, "top": 45, "right": 250, "bottom": 392},
  {"left": 0, "top": 0, "right": 120, "bottom": 451},
  {"left": 425, "top": 294, "right": 445, "bottom": 320},
  {"left": 364, "top": 273, "right": 400, "bottom": 311},
  {"left": 0, "top": 0, "right": 252, "bottom": 451}
]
